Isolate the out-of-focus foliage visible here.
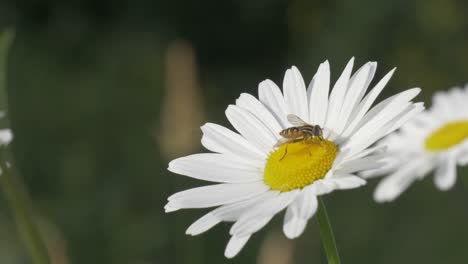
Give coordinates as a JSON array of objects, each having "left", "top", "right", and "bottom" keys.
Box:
[{"left": 0, "top": 0, "right": 467, "bottom": 263}]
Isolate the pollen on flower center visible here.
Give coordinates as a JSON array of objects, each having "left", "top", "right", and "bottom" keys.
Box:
[
  {"left": 425, "top": 120, "right": 468, "bottom": 151},
  {"left": 263, "top": 139, "right": 338, "bottom": 192}
]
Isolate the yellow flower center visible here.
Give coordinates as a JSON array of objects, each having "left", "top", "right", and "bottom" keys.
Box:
[
  {"left": 263, "top": 139, "right": 338, "bottom": 192},
  {"left": 425, "top": 120, "right": 468, "bottom": 152}
]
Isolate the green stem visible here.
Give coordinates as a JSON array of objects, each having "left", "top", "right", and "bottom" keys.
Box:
[
  {"left": 0, "top": 161, "right": 50, "bottom": 264},
  {"left": 317, "top": 197, "right": 341, "bottom": 264}
]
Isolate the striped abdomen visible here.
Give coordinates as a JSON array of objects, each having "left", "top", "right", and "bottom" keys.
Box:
[
  {"left": 279, "top": 125, "right": 323, "bottom": 139},
  {"left": 280, "top": 126, "right": 305, "bottom": 138}
]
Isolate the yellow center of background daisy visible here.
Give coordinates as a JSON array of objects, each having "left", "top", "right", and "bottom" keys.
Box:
[
  {"left": 424, "top": 120, "right": 468, "bottom": 151},
  {"left": 263, "top": 139, "right": 338, "bottom": 192}
]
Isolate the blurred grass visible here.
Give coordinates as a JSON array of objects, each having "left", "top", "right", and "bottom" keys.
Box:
[{"left": 0, "top": 0, "right": 466, "bottom": 263}]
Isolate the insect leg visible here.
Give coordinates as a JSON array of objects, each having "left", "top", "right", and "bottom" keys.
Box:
[
  {"left": 314, "top": 126, "right": 324, "bottom": 140},
  {"left": 302, "top": 136, "right": 313, "bottom": 156},
  {"left": 279, "top": 144, "right": 288, "bottom": 161}
]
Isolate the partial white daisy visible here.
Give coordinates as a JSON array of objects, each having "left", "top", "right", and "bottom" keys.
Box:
[
  {"left": 365, "top": 86, "right": 468, "bottom": 202},
  {"left": 165, "top": 58, "right": 423, "bottom": 258}
]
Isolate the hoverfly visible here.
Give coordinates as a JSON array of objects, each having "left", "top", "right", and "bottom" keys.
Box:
[{"left": 275, "top": 114, "right": 324, "bottom": 161}]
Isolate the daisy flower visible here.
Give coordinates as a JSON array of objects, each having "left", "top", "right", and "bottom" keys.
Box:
[
  {"left": 366, "top": 86, "right": 468, "bottom": 202},
  {"left": 165, "top": 58, "right": 423, "bottom": 258}
]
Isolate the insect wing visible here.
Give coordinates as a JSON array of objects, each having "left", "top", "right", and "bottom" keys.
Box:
[{"left": 287, "top": 114, "right": 309, "bottom": 126}]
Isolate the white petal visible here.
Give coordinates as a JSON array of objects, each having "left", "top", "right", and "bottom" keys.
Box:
[
  {"left": 186, "top": 213, "right": 220, "bottom": 236},
  {"left": 377, "top": 105, "right": 425, "bottom": 144},
  {"left": 169, "top": 153, "right": 262, "bottom": 183},
  {"left": 225, "top": 235, "right": 251, "bottom": 258},
  {"left": 258, "top": 80, "right": 289, "bottom": 127},
  {"left": 374, "top": 172, "right": 415, "bottom": 203},
  {"left": 165, "top": 182, "right": 269, "bottom": 212},
  {"left": 330, "top": 149, "right": 350, "bottom": 171},
  {"left": 226, "top": 105, "right": 277, "bottom": 152},
  {"left": 334, "top": 62, "right": 374, "bottom": 136},
  {"left": 434, "top": 152, "right": 457, "bottom": 191},
  {"left": 230, "top": 191, "right": 298, "bottom": 237},
  {"left": 283, "top": 218, "right": 308, "bottom": 240},
  {"left": 201, "top": 123, "right": 266, "bottom": 160},
  {"left": 411, "top": 111, "right": 439, "bottom": 128},
  {"left": 0, "top": 129, "right": 12, "bottom": 145},
  {"left": 358, "top": 154, "right": 404, "bottom": 179},
  {"left": 343, "top": 144, "right": 387, "bottom": 162},
  {"left": 327, "top": 174, "right": 366, "bottom": 190},
  {"left": 352, "top": 61, "right": 377, "bottom": 91},
  {"left": 236, "top": 93, "right": 282, "bottom": 136},
  {"left": 432, "top": 91, "right": 453, "bottom": 120},
  {"left": 283, "top": 66, "right": 309, "bottom": 121},
  {"left": 308, "top": 61, "right": 330, "bottom": 127},
  {"left": 343, "top": 103, "right": 425, "bottom": 159},
  {"left": 374, "top": 157, "right": 432, "bottom": 202},
  {"left": 344, "top": 102, "right": 424, "bottom": 157},
  {"left": 448, "top": 88, "right": 468, "bottom": 117},
  {"left": 335, "top": 154, "right": 386, "bottom": 174},
  {"left": 308, "top": 172, "right": 336, "bottom": 195},
  {"left": 215, "top": 191, "right": 278, "bottom": 221},
  {"left": 230, "top": 216, "right": 273, "bottom": 238},
  {"left": 342, "top": 89, "right": 421, "bottom": 152},
  {"left": 360, "top": 165, "right": 397, "bottom": 179},
  {"left": 387, "top": 102, "right": 425, "bottom": 132},
  {"left": 349, "top": 88, "right": 421, "bottom": 137},
  {"left": 325, "top": 58, "right": 354, "bottom": 135},
  {"left": 186, "top": 192, "right": 276, "bottom": 236},
  {"left": 283, "top": 188, "right": 317, "bottom": 239},
  {"left": 346, "top": 102, "right": 412, "bottom": 147},
  {"left": 340, "top": 68, "right": 395, "bottom": 138},
  {"left": 457, "top": 150, "right": 468, "bottom": 166}
]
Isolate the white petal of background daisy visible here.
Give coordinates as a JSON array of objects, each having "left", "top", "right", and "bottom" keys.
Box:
[
  {"left": 165, "top": 58, "right": 423, "bottom": 258},
  {"left": 364, "top": 86, "right": 468, "bottom": 202}
]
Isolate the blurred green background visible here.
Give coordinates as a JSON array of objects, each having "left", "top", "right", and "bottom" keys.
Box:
[{"left": 0, "top": 0, "right": 467, "bottom": 263}]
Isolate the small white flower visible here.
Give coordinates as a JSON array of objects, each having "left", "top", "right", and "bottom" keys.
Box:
[
  {"left": 366, "top": 86, "right": 468, "bottom": 202},
  {"left": 165, "top": 58, "right": 423, "bottom": 258},
  {"left": 0, "top": 129, "right": 12, "bottom": 145}
]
